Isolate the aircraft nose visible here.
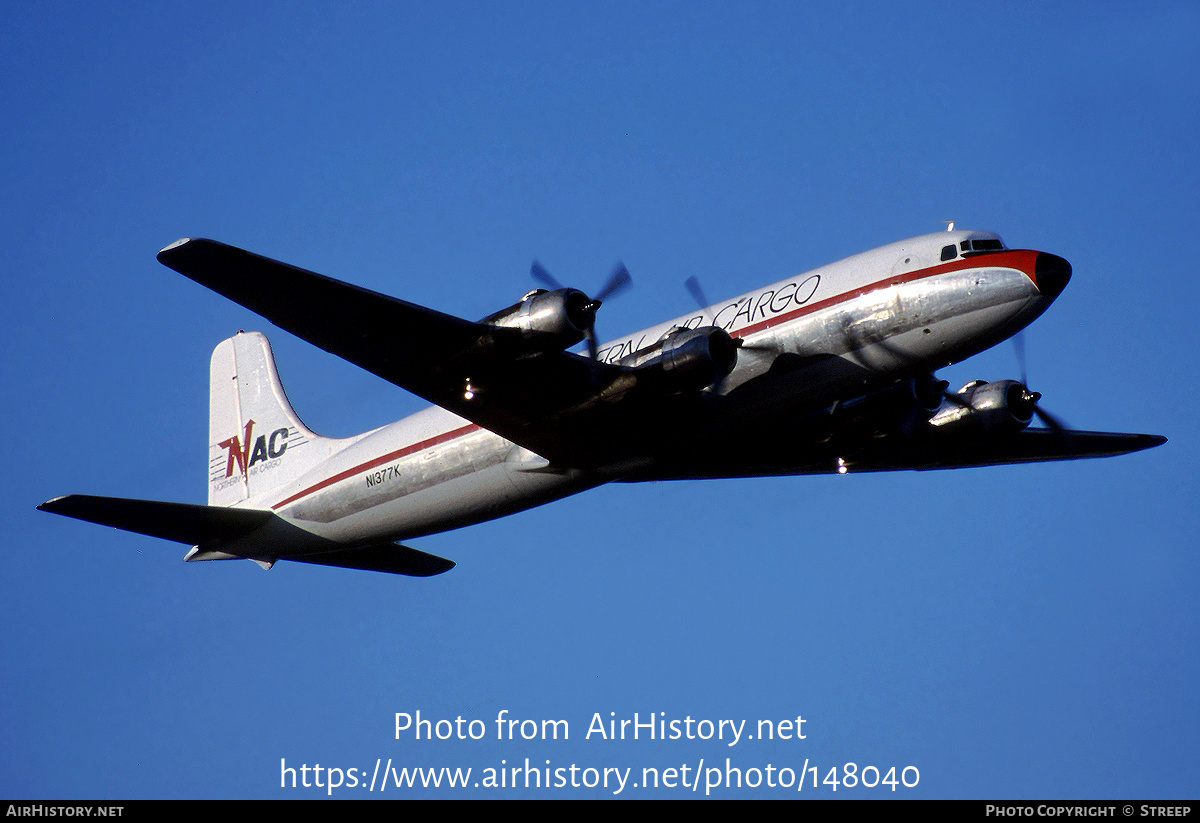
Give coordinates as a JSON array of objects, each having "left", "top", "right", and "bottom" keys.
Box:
[{"left": 1034, "top": 252, "right": 1072, "bottom": 298}]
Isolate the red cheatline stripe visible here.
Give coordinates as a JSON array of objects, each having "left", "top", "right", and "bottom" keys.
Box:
[
  {"left": 271, "top": 251, "right": 1038, "bottom": 509},
  {"left": 731, "top": 250, "right": 1038, "bottom": 340},
  {"left": 271, "top": 423, "right": 479, "bottom": 510}
]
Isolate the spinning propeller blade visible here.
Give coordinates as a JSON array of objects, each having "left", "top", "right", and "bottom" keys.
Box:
[{"left": 529, "top": 260, "right": 632, "bottom": 360}]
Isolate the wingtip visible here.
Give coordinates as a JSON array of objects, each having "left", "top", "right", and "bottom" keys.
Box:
[
  {"left": 156, "top": 238, "right": 196, "bottom": 266},
  {"left": 1130, "top": 433, "right": 1168, "bottom": 449},
  {"left": 1111, "top": 432, "right": 1167, "bottom": 455},
  {"left": 158, "top": 237, "right": 192, "bottom": 255},
  {"left": 37, "top": 495, "right": 72, "bottom": 513}
]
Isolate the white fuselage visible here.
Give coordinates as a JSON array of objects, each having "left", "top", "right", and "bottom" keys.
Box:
[{"left": 245, "top": 230, "right": 1054, "bottom": 551}]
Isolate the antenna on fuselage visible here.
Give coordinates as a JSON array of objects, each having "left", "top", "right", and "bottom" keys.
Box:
[{"left": 944, "top": 221, "right": 955, "bottom": 232}]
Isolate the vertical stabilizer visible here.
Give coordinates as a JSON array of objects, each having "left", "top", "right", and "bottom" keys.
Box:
[{"left": 208, "top": 332, "right": 328, "bottom": 506}]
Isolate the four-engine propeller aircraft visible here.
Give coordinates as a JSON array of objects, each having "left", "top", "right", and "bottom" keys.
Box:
[{"left": 38, "top": 230, "right": 1165, "bottom": 576}]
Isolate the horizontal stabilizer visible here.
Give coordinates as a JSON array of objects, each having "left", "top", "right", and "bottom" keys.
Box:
[
  {"left": 284, "top": 543, "right": 456, "bottom": 576},
  {"left": 39, "top": 495, "right": 455, "bottom": 576},
  {"left": 37, "top": 495, "right": 272, "bottom": 545}
]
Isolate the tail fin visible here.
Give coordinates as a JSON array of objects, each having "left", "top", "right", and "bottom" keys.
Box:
[{"left": 208, "top": 332, "right": 330, "bottom": 506}]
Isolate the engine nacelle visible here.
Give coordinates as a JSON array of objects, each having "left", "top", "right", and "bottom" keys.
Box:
[
  {"left": 821, "top": 375, "right": 949, "bottom": 439},
  {"left": 481, "top": 288, "right": 596, "bottom": 354},
  {"left": 927, "top": 379, "right": 1039, "bottom": 436},
  {"left": 626, "top": 326, "right": 740, "bottom": 392}
]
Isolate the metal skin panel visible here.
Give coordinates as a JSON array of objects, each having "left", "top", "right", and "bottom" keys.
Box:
[{"left": 39, "top": 229, "right": 1164, "bottom": 574}]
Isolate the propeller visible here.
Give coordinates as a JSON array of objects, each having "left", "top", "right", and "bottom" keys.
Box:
[
  {"left": 680, "top": 275, "right": 783, "bottom": 394},
  {"left": 683, "top": 275, "right": 712, "bottom": 318},
  {"left": 531, "top": 260, "right": 632, "bottom": 359},
  {"left": 1011, "top": 331, "right": 1069, "bottom": 432},
  {"left": 683, "top": 275, "right": 774, "bottom": 353},
  {"left": 934, "top": 333, "right": 1067, "bottom": 431}
]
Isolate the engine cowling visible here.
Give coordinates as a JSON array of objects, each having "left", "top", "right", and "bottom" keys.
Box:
[
  {"left": 625, "top": 326, "right": 740, "bottom": 392},
  {"left": 927, "top": 379, "right": 1039, "bottom": 436},
  {"left": 820, "top": 375, "right": 949, "bottom": 439},
  {"left": 481, "top": 288, "right": 597, "bottom": 354}
]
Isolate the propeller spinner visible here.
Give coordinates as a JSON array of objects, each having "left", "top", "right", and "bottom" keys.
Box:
[{"left": 530, "top": 260, "right": 631, "bottom": 359}]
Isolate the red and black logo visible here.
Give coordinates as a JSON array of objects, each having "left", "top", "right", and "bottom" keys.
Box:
[{"left": 216, "top": 420, "right": 291, "bottom": 479}]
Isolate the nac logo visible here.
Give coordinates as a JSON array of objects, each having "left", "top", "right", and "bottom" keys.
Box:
[{"left": 218, "top": 419, "right": 290, "bottom": 478}]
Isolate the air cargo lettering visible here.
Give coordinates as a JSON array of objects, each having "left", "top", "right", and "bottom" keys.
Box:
[
  {"left": 596, "top": 274, "right": 821, "bottom": 363},
  {"left": 217, "top": 420, "right": 290, "bottom": 479}
]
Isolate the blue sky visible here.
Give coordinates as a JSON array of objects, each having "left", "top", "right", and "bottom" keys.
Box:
[{"left": 2, "top": 1, "right": 1197, "bottom": 799}]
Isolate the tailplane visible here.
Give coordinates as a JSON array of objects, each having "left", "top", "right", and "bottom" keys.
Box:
[
  {"left": 36, "top": 495, "right": 455, "bottom": 576},
  {"left": 208, "top": 332, "right": 331, "bottom": 505},
  {"left": 38, "top": 330, "right": 457, "bottom": 576}
]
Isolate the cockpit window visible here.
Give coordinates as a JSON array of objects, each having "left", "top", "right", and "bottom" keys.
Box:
[
  {"left": 960, "top": 238, "right": 1006, "bottom": 257},
  {"left": 941, "top": 244, "right": 957, "bottom": 261}
]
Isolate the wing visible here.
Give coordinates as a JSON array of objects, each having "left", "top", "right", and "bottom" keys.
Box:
[
  {"left": 618, "top": 428, "right": 1167, "bottom": 480},
  {"left": 157, "top": 238, "right": 627, "bottom": 465},
  {"left": 870, "top": 429, "right": 1166, "bottom": 472}
]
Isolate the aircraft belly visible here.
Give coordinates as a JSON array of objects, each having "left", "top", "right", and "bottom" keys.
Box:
[
  {"left": 294, "top": 461, "right": 599, "bottom": 543},
  {"left": 271, "top": 426, "right": 602, "bottom": 543}
]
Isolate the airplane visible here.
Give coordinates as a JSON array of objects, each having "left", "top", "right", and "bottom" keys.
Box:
[{"left": 38, "top": 229, "right": 1166, "bottom": 576}]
